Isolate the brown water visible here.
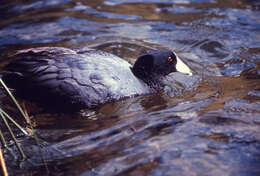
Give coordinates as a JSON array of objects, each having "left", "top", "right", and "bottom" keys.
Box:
[{"left": 0, "top": 0, "right": 260, "bottom": 175}]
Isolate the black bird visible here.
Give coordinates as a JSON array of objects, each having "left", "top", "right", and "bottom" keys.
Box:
[{"left": 2, "top": 47, "right": 192, "bottom": 111}]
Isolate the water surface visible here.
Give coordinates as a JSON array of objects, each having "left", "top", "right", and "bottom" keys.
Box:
[{"left": 0, "top": 0, "right": 260, "bottom": 175}]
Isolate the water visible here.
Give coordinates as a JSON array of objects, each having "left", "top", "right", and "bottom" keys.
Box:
[{"left": 0, "top": 0, "right": 260, "bottom": 175}]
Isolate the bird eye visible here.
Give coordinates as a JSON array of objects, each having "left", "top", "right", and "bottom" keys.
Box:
[{"left": 168, "top": 57, "right": 173, "bottom": 62}]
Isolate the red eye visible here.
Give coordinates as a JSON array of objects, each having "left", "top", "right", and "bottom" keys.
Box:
[{"left": 168, "top": 57, "right": 173, "bottom": 62}]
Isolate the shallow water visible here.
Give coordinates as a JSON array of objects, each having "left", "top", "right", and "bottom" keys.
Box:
[{"left": 0, "top": 0, "right": 260, "bottom": 175}]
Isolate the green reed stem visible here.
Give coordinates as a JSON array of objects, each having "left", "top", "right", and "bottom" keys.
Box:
[
  {"left": 0, "top": 108, "right": 28, "bottom": 136},
  {"left": 0, "top": 110, "right": 26, "bottom": 160},
  {"left": 0, "top": 129, "right": 7, "bottom": 148},
  {"left": 0, "top": 79, "right": 30, "bottom": 125},
  {"left": 0, "top": 79, "right": 49, "bottom": 171}
]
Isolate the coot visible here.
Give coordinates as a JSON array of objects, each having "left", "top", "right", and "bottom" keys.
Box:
[{"left": 2, "top": 47, "right": 192, "bottom": 111}]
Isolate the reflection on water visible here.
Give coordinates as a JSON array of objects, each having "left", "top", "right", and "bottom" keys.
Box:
[{"left": 0, "top": 0, "right": 260, "bottom": 175}]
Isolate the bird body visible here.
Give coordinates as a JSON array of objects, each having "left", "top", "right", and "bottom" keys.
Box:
[{"left": 3, "top": 47, "right": 191, "bottom": 111}]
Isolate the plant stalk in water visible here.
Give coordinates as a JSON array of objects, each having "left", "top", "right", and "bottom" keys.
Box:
[
  {"left": 0, "top": 110, "right": 26, "bottom": 160},
  {"left": 0, "top": 108, "right": 28, "bottom": 136},
  {"left": 0, "top": 129, "right": 7, "bottom": 148},
  {"left": 0, "top": 79, "right": 30, "bottom": 125},
  {"left": 0, "top": 78, "right": 49, "bottom": 173},
  {"left": 0, "top": 147, "right": 9, "bottom": 176}
]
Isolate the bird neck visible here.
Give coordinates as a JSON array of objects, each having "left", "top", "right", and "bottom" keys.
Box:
[{"left": 131, "top": 66, "right": 162, "bottom": 90}]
